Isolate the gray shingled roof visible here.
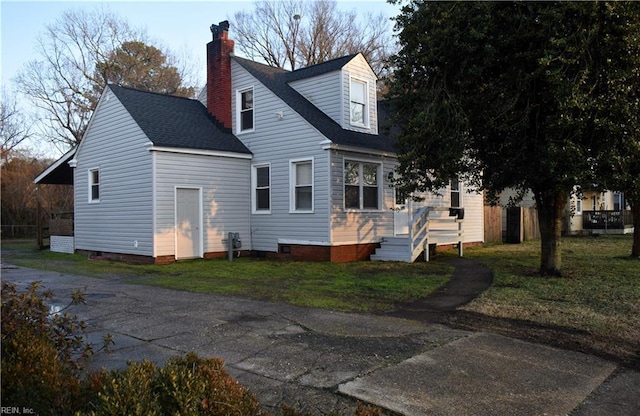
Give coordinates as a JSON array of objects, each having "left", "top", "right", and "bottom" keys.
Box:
[
  {"left": 233, "top": 56, "right": 396, "bottom": 153},
  {"left": 108, "top": 85, "right": 251, "bottom": 154},
  {"left": 285, "top": 54, "right": 360, "bottom": 82}
]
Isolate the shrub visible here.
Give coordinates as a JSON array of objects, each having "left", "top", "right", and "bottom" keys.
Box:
[
  {"left": 355, "top": 402, "right": 385, "bottom": 416},
  {"left": 88, "top": 354, "right": 263, "bottom": 415},
  {"left": 1, "top": 281, "right": 91, "bottom": 413}
]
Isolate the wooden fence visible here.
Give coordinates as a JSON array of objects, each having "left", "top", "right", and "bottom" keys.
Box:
[
  {"left": 484, "top": 206, "right": 503, "bottom": 243},
  {"left": 522, "top": 207, "right": 540, "bottom": 240},
  {"left": 484, "top": 205, "right": 540, "bottom": 244}
]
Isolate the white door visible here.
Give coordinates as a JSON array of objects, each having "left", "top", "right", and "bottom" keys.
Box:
[
  {"left": 175, "top": 188, "right": 201, "bottom": 259},
  {"left": 394, "top": 189, "right": 409, "bottom": 236}
]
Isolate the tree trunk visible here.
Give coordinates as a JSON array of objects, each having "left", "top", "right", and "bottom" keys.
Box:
[
  {"left": 535, "top": 189, "right": 568, "bottom": 276},
  {"left": 631, "top": 199, "right": 640, "bottom": 258}
]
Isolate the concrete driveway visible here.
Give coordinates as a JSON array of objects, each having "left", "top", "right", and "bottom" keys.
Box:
[{"left": 2, "top": 263, "right": 638, "bottom": 415}]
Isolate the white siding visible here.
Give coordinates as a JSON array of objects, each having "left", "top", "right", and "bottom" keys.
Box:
[
  {"left": 74, "top": 89, "right": 154, "bottom": 256},
  {"left": 289, "top": 71, "right": 342, "bottom": 124},
  {"left": 499, "top": 188, "right": 536, "bottom": 208},
  {"left": 154, "top": 151, "right": 251, "bottom": 257},
  {"left": 568, "top": 193, "right": 584, "bottom": 233},
  {"left": 413, "top": 182, "right": 485, "bottom": 244},
  {"left": 232, "top": 60, "right": 330, "bottom": 252},
  {"left": 459, "top": 186, "right": 485, "bottom": 243},
  {"left": 341, "top": 54, "right": 378, "bottom": 135},
  {"left": 499, "top": 188, "right": 536, "bottom": 235},
  {"left": 330, "top": 150, "right": 484, "bottom": 245}
]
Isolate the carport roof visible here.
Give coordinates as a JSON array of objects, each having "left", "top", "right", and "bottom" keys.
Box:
[{"left": 33, "top": 147, "right": 76, "bottom": 185}]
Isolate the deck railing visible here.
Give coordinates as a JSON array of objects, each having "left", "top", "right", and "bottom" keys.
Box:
[
  {"left": 409, "top": 206, "right": 430, "bottom": 262},
  {"left": 409, "top": 207, "right": 464, "bottom": 262},
  {"left": 582, "top": 210, "right": 633, "bottom": 230}
]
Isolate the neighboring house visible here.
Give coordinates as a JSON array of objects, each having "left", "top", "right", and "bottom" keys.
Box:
[
  {"left": 493, "top": 187, "right": 633, "bottom": 242},
  {"left": 567, "top": 188, "right": 633, "bottom": 235},
  {"left": 35, "top": 21, "right": 485, "bottom": 263}
]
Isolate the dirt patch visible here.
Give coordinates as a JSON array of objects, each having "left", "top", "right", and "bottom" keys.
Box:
[
  {"left": 387, "top": 257, "right": 639, "bottom": 371},
  {"left": 442, "top": 311, "right": 640, "bottom": 371}
]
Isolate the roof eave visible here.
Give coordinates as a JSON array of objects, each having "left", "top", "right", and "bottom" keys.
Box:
[
  {"left": 147, "top": 145, "right": 253, "bottom": 159},
  {"left": 321, "top": 141, "right": 396, "bottom": 158}
]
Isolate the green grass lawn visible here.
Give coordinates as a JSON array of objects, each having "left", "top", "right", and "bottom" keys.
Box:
[
  {"left": 0, "top": 240, "right": 451, "bottom": 312},
  {"left": 462, "top": 235, "right": 640, "bottom": 360},
  {"left": 2, "top": 236, "right": 638, "bottom": 357}
]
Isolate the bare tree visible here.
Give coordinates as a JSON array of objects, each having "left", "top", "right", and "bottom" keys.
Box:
[
  {"left": 0, "top": 88, "right": 32, "bottom": 162},
  {"left": 233, "top": 0, "right": 393, "bottom": 74},
  {"left": 15, "top": 8, "right": 196, "bottom": 150}
]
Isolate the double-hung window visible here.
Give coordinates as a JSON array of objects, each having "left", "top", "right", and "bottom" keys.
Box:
[
  {"left": 349, "top": 78, "right": 367, "bottom": 127},
  {"left": 450, "top": 178, "right": 461, "bottom": 208},
  {"left": 290, "top": 159, "right": 313, "bottom": 212},
  {"left": 344, "top": 160, "right": 380, "bottom": 210},
  {"left": 252, "top": 164, "right": 270, "bottom": 213},
  {"left": 237, "top": 87, "right": 254, "bottom": 132},
  {"left": 575, "top": 196, "right": 583, "bottom": 215},
  {"left": 89, "top": 168, "right": 100, "bottom": 203}
]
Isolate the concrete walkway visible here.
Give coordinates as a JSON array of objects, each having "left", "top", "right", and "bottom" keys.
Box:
[{"left": 2, "top": 263, "right": 638, "bottom": 415}]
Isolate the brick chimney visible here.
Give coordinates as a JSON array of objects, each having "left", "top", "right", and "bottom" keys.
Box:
[{"left": 207, "top": 21, "right": 234, "bottom": 129}]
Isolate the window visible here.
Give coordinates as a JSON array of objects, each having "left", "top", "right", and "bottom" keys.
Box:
[
  {"left": 450, "top": 178, "right": 461, "bottom": 208},
  {"left": 350, "top": 79, "right": 367, "bottom": 126},
  {"left": 89, "top": 168, "right": 100, "bottom": 202},
  {"left": 238, "top": 87, "right": 254, "bottom": 132},
  {"left": 614, "top": 192, "right": 623, "bottom": 211},
  {"left": 395, "top": 187, "right": 408, "bottom": 206},
  {"left": 575, "top": 197, "right": 583, "bottom": 215},
  {"left": 290, "top": 159, "right": 313, "bottom": 212},
  {"left": 252, "top": 164, "right": 270, "bottom": 213},
  {"left": 344, "top": 160, "right": 380, "bottom": 210}
]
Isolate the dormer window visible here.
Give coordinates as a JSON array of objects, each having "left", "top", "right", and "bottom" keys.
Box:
[
  {"left": 350, "top": 78, "right": 368, "bottom": 127},
  {"left": 237, "top": 87, "right": 254, "bottom": 132}
]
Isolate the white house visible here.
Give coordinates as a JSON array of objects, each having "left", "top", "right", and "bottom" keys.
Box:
[{"left": 35, "top": 21, "right": 485, "bottom": 263}]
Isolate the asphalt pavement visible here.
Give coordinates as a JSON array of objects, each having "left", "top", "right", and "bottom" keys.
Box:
[{"left": 1, "top": 262, "right": 638, "bottom": 415}]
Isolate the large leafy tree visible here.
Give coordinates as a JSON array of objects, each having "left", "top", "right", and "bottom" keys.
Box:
[
  {"left": 387, "top": 1, "right": 640, "bottom": 274},
  {"left": 95, "top": 41, "right": 195, "bottom": 98},
  {"left": 583, "top": 1, "right": 640, "bottom": 257}
]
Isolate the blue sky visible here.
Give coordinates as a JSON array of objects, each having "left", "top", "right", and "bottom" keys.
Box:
[
  {"left": 1, "top": 0, "right": 399, "bottom": 87},
  {"left": 1, "top": 0, "right": 399, "bottom": 156}
]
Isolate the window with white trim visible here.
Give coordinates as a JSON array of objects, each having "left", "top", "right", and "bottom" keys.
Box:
[
  {"left": 450, "top": 178, "right": 462, "bottom": 208},
  {"left": 290, "top": 159, "right": 313, "bottom": 212},
  {"left": 575, "top": 197, "right": 583, "bottom": 214},
  {"left": 252, "top": 164, "right": 270, "bottom": 213},
  {"left": 344, "top": 160, "right": 380, "bottom": 210},
  {"left": 237, "top": 87, "right": 254, "bottom": 132},
  {"left": 89, "top": 168, "right": 100, "bottom": 203},
  {"left": 349, "top": 78, "right": 367, "bottom": 127}
]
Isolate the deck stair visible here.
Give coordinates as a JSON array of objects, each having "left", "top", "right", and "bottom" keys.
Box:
[
  {"left": 370, "top": 236, "right": 413, "bottom": 262},
  {"left": 371, "top": 206, "right": 464, "bottom": 263}
]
